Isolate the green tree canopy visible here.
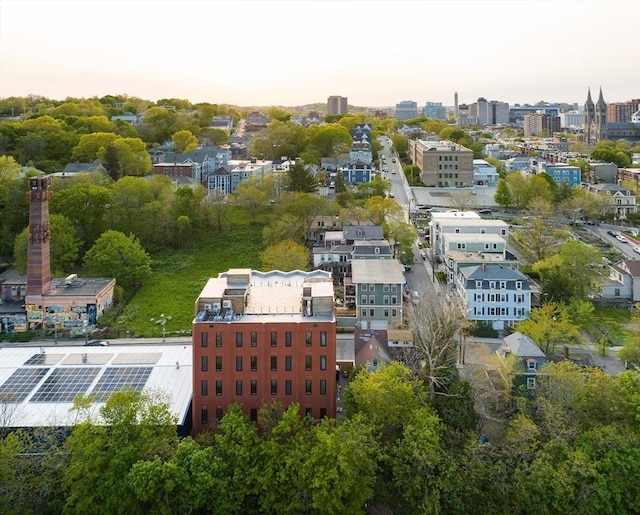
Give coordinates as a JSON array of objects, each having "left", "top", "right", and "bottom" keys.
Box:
[
  {"left": 83, "top": 230, "right": 152, "bottom": 289},
  {"left": 260, "top": 239, "right": 309, "bottom": 271}
]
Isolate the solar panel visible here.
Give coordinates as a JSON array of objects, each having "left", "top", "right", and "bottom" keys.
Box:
[
  {"left": 90, "top": 367, "right": 153, "bottom": 402},
  {"left": 0, "top": 368, "right": 49, "bottom": 402},
  {"left": 24, "top": 353, "right": 64, "bottom": 366},
  {"left": 31, "top": 367, "right": 99, "bottom": 403},
  {"left": 112, "top": 353, "right": 161, "bottom": 365}
]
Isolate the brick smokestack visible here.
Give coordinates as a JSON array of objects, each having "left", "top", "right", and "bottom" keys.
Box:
[{"left": 26, "top": 177, "right": 52, "bottom": 295}]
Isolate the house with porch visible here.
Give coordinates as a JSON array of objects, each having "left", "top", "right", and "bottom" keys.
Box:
[{"left": 456, "top": 263, "right": 531, "bottom": 331}]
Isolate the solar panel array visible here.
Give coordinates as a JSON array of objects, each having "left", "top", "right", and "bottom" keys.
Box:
[
  {"left": 0, "top": 368, "right": 49, "bottom": 402},
  {"left": 0, "top": 352, "right": 158, "bottom": 404},
  {"left": 91, "top": 367, "right": 154, "bottom": 401},
  {"left": 31, "top": 367, "right": 100, "bottom": 403}
]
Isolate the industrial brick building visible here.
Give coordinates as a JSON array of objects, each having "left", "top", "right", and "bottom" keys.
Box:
[{"left": 191, "top": 269, "right": 336, "bottom": 434}]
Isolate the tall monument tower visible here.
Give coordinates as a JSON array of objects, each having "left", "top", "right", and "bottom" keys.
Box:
[
  {"left": 454, "top": 91, "right": 459, "bottom": 122},
  {"left": 26, "top": 177, "right": 52, "bottom": 296}
]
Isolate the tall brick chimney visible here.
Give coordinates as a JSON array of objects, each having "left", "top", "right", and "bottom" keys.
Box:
[{"left": 26, "top": 177, "right": 52, "bottom": 295}]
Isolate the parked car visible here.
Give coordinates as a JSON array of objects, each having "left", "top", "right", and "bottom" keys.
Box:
[
  {"left": 607, "top": 230, "right": 620, "bottom": 237},
  {"left": 85, "top": 340, "right": 109, "bottom": 346},
  {"left": 477, "top": 209, "right": 492, "bottom": 215},
  {"left": 633, "top": 246, "right": 640, "bottom": 254},
  {"left": 616, "top": 235, "right": 629, "bottom": 243}
]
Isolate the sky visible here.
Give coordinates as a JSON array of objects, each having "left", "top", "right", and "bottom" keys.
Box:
[{"left": 1, "top": 0, "right": 639, "bottom": 108}]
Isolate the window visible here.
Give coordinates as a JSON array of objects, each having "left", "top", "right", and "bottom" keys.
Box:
[
  {"left": 250, "top": 409, "right": 257, "bottom": 423},
  {"left": 270, "top": 331, "right": 277, "bottom": 347},
  {"left": 251, "top": 331, "right": 257, "bottom": 347},
  {"left": 250, "top": 355, "right": 257, "bottom": 371},
  {"left": 236, "top": 332, "right": 243, "bottom": 347},
  {"left": 216, "top": 331, "right": 222, "bottom": 347},
  {"left": 216, "top": 356, "right": 222, "bottom": 372},
  {"left": 305, "top": 331, "right": 312, "bottom": 347},
  {"left": 305, "top": 407, "right": 312, "bottom": 418},
  {"left": 285, "top": 331, "right": 292, "bottom": 347},
  {"left": 527, "top": 360, "right": 538, "bottom": 371},
  {"left": 320, "top": 408, "right": 327, "bottom": 418},
  {"left": 201, "top": 380, "right": 208, "bottom": 396},
  {"left": 367, "top": 294, "right": 374, "bottom": 305},
  {"left": 476, "top": 281, "right": 482, "bottom": 288},
  {"left": 489, "top": 281, "right": 496, "bottom": 289},
  {"left": 500, "top": 281, "right": 506, "bottom": 289},
  {"left": 216, "top": 407, "right": 223, "bottom": 421},
  {"left": 236, "top": 380, "right": 243, "bottom": 396},
  {"left": 305, "top": 380, "right": 312, "bottom": 395},
  {"left": 285, "top": 380, "right": 292, "bottom": 395},
  {"left": 285, "top": 355, "right": 292, "bottom": 371},
  {"left": 391, "top": 284, "right": 397, "bottom": 292},
  {"left": 305, "top": 355, "right": 312, "bottom": 371},
  {"left": 516, "top": 281, "right": 522, "bottom": 290},
  {"left": 201, "top": 407, "right": 208, "bottom": 424},
  {"left": 383, "top": 295, "right": 389, "bottom": 305},
  {"left": 527, "top": 377, "right": 536, "bottom": 389},
  {"left": 320, "top": 379, "right": 327, "bottom": 395},
  {"left": 201, "top": 332, "right": 208, "bottom": 347},
  {"left": 384, "top": 308, "right": 389, "bottom": 317},
  {"left": 250, "top": 380, "right": 257, "bottom": 395},
  {"left": 369, "top": 284, "right": 375, "bottom": 292},
  {"left": 271, "top": 356, "right": 277, "bottom": 371},
  {"left": 271, "top": 380, "right": 277, "bottom": 395},
  {"left": 392, "top": 308, "right": 397, "bottom": 317},
  {"left": 216, "top": 380, "right": 222, "bottom": 396},
  {"left": 361, "top": 308, "right": 367, "bottom": 317},
  {"left": 391, "top": 295, "right": 397, "bottom": 304},
  {"left": 236, "top": 356, "right": 243, "bottom": 372},
  {"left": 383, "top": 284, "right": 390, "bottom": 292},
  {"left": 361, "top": 295, "right": 368, "bottom": 304},
  {"left": 369, "top": 308, "right": 375, "bottom": 317},
  {"left": 320, "top": 331, "right": 326, "bottom": 347},
  {"left": 320, "top": 355, "right": 327, "bottom": 371}
]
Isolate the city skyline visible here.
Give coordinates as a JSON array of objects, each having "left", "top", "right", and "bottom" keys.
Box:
[{"left": 1, "top": 0, "right": 639, "bottom": 108}]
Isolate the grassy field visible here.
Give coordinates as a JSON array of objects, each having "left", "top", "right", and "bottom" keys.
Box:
[
  {"left": 100, "top": 207, "right": 268, "bottom": 338},
  {"left": 584, "top": 306, "right": 637, "bottom": 347}
]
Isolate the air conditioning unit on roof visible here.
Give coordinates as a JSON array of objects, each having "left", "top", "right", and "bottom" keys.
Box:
[{"left": 222, "top": 300, "right": 232, "bottom": 309}]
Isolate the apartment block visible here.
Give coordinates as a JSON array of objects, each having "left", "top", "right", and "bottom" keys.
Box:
[
  {"left": 408, "top": 139, "right": 474, "bottom": 187},
  {"left": 191, "top": 269, "right": 336, "bottom": 434},
  {"left": 395, "top": 100, "right": 418, "bottom": 121},
  {"left": 523, "top": 113, "right": 561, "bottom": 138},
  {"left": 327, "top": 96, "right": 348, "bottom": 115}
]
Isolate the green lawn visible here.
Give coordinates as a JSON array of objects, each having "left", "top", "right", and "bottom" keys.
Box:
[
  {"left": 584, "top": 306, "right": 636, "bottom": 347},
  {"left": 101, "top": 208, "right": 268, "bottom": 338}
]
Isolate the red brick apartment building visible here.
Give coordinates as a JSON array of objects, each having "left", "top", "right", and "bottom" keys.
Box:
[{"left": 192, "top": 269, "right": 336, "bottom": 434}]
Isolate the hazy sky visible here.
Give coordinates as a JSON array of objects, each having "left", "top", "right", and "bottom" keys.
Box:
[{"left": 1, "top": 0, "right": 639, "bottom": 108}]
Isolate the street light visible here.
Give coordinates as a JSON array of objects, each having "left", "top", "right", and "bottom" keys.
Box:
[{"left": 151, "top": 313, "right": 172, "bottom": 342}]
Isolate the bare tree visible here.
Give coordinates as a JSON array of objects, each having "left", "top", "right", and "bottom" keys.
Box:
[
  {"left": 447, "top": 190, "right": 476, "bottom": 212},
  {"left": 404, "top": 295, "right": 466, "bottom": 401}
]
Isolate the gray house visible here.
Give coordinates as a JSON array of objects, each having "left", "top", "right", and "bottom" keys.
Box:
[
  {"left": 350, "top": 259, "right": 406, "bottom": 329},
  {"left": 498, "top": 331, "right": 546, "bottom": 390}
]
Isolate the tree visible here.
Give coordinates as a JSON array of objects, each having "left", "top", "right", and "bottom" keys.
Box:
[
  {"left": 306, "top": 124, "right": 352, "bottom": 157},
  {"left": 533, "top": 240, "right": 605, "bottom": 301},
  {"left": 171, "top": 129, "right": 198, "bottom": 154},
  {"left": 511, "top": 216, "right": 567, "bottom": 264},
  {"left": 98, "top": 137, "right": 151, "bottom": 176},
  {"left": 365, "top": 195, "right": 402, "bottom": 225},
  {"left": 406, "top": 296, "right": 465, "bottom": 401},
  {"left": 282, "top": 193, "right": 331, "bottom": 243},
  {"left": 505, "top": 172, "right": 530, "bottom": 210},
  {"left": 260, "top": 239, "right": 309, "bottom": 271},
  {"left": 71, "top": 131, "right": 118, "bottom": 162},
  {"left": 64, "top": 390, "right": 177, "bottom": 514},
  {"left": 448, "top": 190, "right": 476, "bottom": 211},
  {"left": 516, "top": 301, "right": 578, "bottom": 354},
  {"left": 494, "top": 178, "right": 513, "bottom": 211},
  {"left": 285, "top": 162, "right": 318, "bottom": 193},
  {"left": 49, "top": 182, "right": 112, "bottom": 249},
  {"left": 83, "top": 230, "right": 152, "bottom": 289},
  {"left": 13, "top": 213, "right": 80, "bottom": 275},
  {"left": 355, "top": 175, "right": 389, "bottom": 199},
  {"left": 102, "top": 142, "right": 121, "bottom": 180},
  {"left": 232, "top": 180, "right": 268, "bottom": 223}
]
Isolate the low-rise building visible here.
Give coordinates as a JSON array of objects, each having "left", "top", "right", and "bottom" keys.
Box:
[
  {"left": 456, "top": 263, "right": 531, "bottom": 330},
  {"left": 585, "top": 183, "right": 637, "bottom": 218},
  {"left": 498, "top": 332, "right": 546, "bottom": 389},
  {"left": 408, "top": 139, "right": 474, "bottom": 187},
  {"left": 191, "top": 269, "right": 336, "bottom": 434}
]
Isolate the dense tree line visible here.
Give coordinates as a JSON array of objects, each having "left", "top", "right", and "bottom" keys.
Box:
[{"left": 2, "top": 361, "right": 639, "bottom": 514}]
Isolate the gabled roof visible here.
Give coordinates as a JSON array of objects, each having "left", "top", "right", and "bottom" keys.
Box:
[
  {"left": 502, "top": 332, "right": 545, "bottom": 357},
  {"left": 622, "top": 259, "right": 640, "bottom": 277},
  {"left": 62, "top": 162, "right": 106, "bottom": 173},
  {"left": 343, "top": 225, "right": 384, "bottom": 240},
  {"left": 460, "top": 264, "right": 529, "bottom": 282}
]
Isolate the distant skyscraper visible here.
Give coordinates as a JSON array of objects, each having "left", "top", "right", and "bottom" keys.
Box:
[
  {"left": 470, "top": 97, "right": 510, "bottom": 125},
  {"left": 327, "top": 96, "right": 348, "bottom": 115},
  {"left": 607, "top": 98, "right": 640, "bottom": 123},
  {"left": 395, "top": 100, "right": 418, "bottom": 121},
  {"left": 422, "top": 102, "right": 447, "bottom": 121},
  {"left": 454, "top": 92, "right": 459, "bottom": 120}
]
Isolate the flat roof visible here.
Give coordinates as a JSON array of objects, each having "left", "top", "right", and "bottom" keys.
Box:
[
  {"left": 435, "top": 218, "right": 509, "bottom": 228},
  {"left": 444, "top": 233, "right": 506, "bottom": 243},
  {"left": 351, "top": 260, "right": 406, "bottom": 283},
  {"left": 0, "top": 344, "right": 192, "bottom": 428}
]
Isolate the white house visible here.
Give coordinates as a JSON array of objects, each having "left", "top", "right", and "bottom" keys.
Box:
[
  {"left": 429, "top": 213, "right": 509, "bottom": 257},
  {"left": 456, "top": 263, "right": 531, "bottom": 330},
  {"left": 473, "top": 159, "right": 499, "bottom": 186}
]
